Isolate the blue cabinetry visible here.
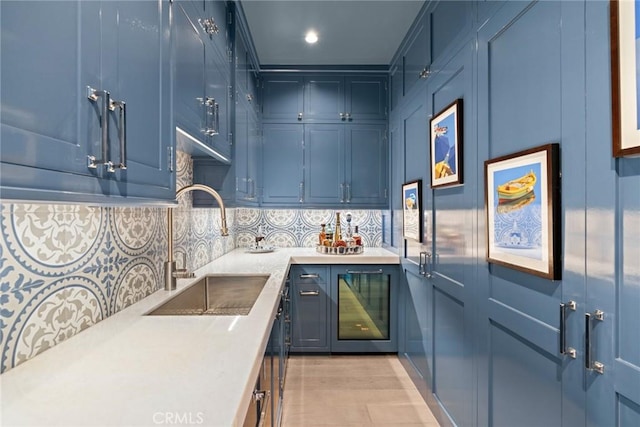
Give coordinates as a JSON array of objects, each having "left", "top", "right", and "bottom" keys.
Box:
[
  {"left": 262, "top": 124, "right": 304, "bottom": 205},
  {"left": 305, "top": 123, "right": 387, "bottom": 207},
  {"left": 262, "top": 76, "right": 305, "bottom": 123},
  {"left": 261, "top": 72, "right": 388, "bottom": 208},
  {"left": 264, "top": 74, "right": 387, "bottom": 123},
  {"left": 0, "top": 0, "right": 174, "bottom": 203},
  {"left": 290, "top": 264, "right": 398, "bottom": 354},
  {"left": 290, "top": 265, "right": 330, "bottom": 352},
  {"left": 173, "top": 0, "right": 231, "bottom": 163}
]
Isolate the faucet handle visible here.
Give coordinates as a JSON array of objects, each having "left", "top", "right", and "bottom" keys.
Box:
[{"left": 172, "top": 252, "right": 194, "bottom": 279}]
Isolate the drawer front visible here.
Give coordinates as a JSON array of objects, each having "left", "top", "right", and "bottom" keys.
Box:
[{"left": 291, "top": 266, "right": 329, "bottom": 286}]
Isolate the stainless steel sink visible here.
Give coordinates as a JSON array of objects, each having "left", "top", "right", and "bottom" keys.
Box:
[{"left": 146, "top": 274, "right": 270, "bottom": 316}]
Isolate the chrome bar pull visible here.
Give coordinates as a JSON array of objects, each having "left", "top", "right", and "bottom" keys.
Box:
[
  {"left": 559, "top": 300, "right": 577, "bottom": 358},
  {"left": 339, "top": 112, "right": 346, "bottom": 121},
  {"left": 109, "top": 99, "right": 127, "bottom": 170},
  {"left": 299, "top": 182, "right": 304, "bottom": 203},
  {"left": 86, "top": 86, "right": 111, "bottom": 170},
  {"left": 340, "top": 183, "right": 345, "bottom": 203},
  {"left": 424, "top": 252, "right": 432, "bottom": 278},
  {"left": 345, "top": 112, "right": 351, "bottom": 121},
  {"left": 345, "top": 269, "right": 383, "bottom": 275},
  {"left": 299, "top": 290, "right": 320, "bottom": 296},
  {"left": 585, "top": 310, "right": 605, "bottom": 374},
  {"left": 418, "top": 251, "right": 426, "bottom": 276},
  {"left": 299, "top": 274, "right": 320, "bottom": 279},
  {"left": 346, "top": 183, "right": 351, "bottom": 203},
  {"left": 297, "top": 112, "right": 303, "bottom": 121}
]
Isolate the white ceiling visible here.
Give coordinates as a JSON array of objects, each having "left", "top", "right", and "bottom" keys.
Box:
[{"left": 240, "top": 0, "right": 426, "bottom": 67}]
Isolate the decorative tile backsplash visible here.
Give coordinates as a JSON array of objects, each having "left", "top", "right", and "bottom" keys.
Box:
[
  {"left": 235, "top": 208, "right": 382, "bottom": 249},
  {"left": 0, "top": 151, "right": 382, "bottom": 373}
]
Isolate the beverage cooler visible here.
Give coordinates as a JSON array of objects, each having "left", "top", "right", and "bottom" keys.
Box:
[{"left": 330, "top": 265, "right": 398, "bottom": 353}]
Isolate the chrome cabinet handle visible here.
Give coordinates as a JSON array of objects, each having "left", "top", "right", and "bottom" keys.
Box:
[
  {"left": 299, "top": 182, "right": 304, "bottom": 203},
  {"left": 419, "top": 252, "right": 432, "bottom": 278},
  {"left": 585, "top": 309, "right": 605, "bottom": 374},
  {"left": 339, "top": 112, "right": 346, "bottom": 121},
  {"left": 419, "top": 67, "right": 431, "bottom": 79},
  {"left": 559, "top": 301, "right": 577, "bottom": 358},
  {"left": 109, "top": 99, "right": 127, "bottom": 170},
  {"left": 345, "top": 269, "right": 383, "bottom": 275},
  {"left": 340, "top": 183, "right": 345, "bottom": 203},
  {"left": 203, "top": 98, "right": 219, "bottom": 136},
  {"left": 86, "top": 86, "right": 111, "bottom": 170},
  {"left": 346, "top": 183, "right": 351, "bottom": 202},
  {"left": 345, "top": 112, "right": 352, "bottom": 121},
  {"left": 299, "top": 290, "right": 320, "bottom": 296},
  {"left": 419, "top": 251, "right": 426, "bottom": 276},
  {"left": 198, "top": 17, "right": 219, "bottom": 35},
  {"left": 299, "top": 274, "right": 320, "bottom": 279},
  {"left": 297, "top": 112, "right": 303, "bottom": 121}
]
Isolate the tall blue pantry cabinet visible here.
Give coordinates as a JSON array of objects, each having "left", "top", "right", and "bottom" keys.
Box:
[
  {"left": 0, "top": 0, "right": 174, "bottom": 203},
  {"left": 392, "top": 1, "right": 640, "bottom": 427}
]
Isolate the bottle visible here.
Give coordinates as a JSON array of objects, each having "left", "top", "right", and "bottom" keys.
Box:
[
  {"left": 318, "top": 224, "right": 326, "bottom": 246},
  {"left": 325, "top": 223, "right": 334, "bottom": 244},
  {"left": 353, "top": 225, "right": 362, "bottom": 246},
  {"left": 334, "top": 212, "right": 342, "bottom": 244}
]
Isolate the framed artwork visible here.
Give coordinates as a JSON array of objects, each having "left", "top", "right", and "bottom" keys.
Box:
[
  {"left": 402, "top": 180, "right": 422, "bottom": 242},
  {"left": 485, "top": 143, "right": 561, "bottom": 280},
  {"left": 610, "top": 0, "right": 640, "bottom": 157},
  {"left": 430, "top": 99, "right": 463, "bottom": 188}
]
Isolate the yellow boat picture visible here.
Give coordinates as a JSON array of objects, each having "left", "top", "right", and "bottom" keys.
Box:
[{"left": 497, "top": 170, "right": 537, "bottom": 203}]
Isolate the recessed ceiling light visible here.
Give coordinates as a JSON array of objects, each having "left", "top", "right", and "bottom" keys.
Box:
[{"left": 305, "top": 30, "right": 318, "bottom": 44}]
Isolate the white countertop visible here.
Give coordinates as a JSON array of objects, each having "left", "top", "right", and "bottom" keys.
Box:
[{"left": 0, "top": 247, "right": 399, "bottom": 427}]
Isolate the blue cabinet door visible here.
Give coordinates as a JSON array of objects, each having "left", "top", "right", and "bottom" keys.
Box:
[
  {"left": 262, "top": 75, "right": 304, "bottom": 123},
  {"left": 0, "top": 1, "right": 105, "bottom": 200},
  {"left": 403, "top": 13, "right": 430, "bottom": 99},
  {"left": 290, "top": 266, "right": 330, "bottom": 352},
  {"left": 234, "top": 95, "right": 260, "bottom": 203},
  {"left": 205, "top": 42, "right": 231, "bottom": 160},
  {"left": 262, "top": 124, "right": 304, "bottom": 204},
  {"left": 304, "top": 75, "right": 344, "bottom": 122},
  {"left": 102, "top": 0, "right": 174, "bottom": 200},
  {"left": 173, "top": 1, "right": 206, "bottom": 143},
  {"left": 390, "top": 59, "right": 403, "bottom": 113},
  {"left": 344, "top": 76, "right": 387, "bottom": 122},
  {"left": 304, "top": 124, "right": 344, "bottom": 205},
  {"left": 1, "top": 1, "right": 174, "bottom": 202},
  {"left": 344, "top": 124, "right": 387, "bottom": 206}
]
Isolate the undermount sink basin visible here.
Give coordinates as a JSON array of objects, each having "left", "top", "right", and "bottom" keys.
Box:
[{"left": 146, "top": 274, "right": 270, "bottom": 316}]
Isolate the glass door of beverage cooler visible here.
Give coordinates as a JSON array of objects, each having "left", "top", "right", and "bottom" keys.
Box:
[{"left": 330, "top": 265, "right": 398, "bottom": 352}]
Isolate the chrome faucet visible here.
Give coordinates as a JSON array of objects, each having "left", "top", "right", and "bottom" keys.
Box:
[{"left": 165, "top": 184, "right": 229, "bottom": 291}]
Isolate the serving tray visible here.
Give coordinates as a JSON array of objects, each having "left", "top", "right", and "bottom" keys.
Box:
[{"left": 316, "top": 245, "right": 364, "bottom": 255}]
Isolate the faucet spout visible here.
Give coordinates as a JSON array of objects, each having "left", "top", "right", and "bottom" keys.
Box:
[{"left": 165, "top": 184, "right": 229, "bottom": 291}]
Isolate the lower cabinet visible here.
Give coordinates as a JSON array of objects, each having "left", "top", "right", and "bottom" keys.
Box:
[
  {"left": 290, "top": 265, "right": 331, "bottom": 352},
  {"left": 290, "top": 264, "right": 398, "bottom": 353}
]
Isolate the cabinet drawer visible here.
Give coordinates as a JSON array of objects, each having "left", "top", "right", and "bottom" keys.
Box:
[{"left": 292, "top": 266, "right": 329, "bottom": 285}]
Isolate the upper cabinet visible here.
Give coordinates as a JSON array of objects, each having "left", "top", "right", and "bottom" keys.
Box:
[
  {"left": 262, "top": 75, "right": 305, "bottom": 122},
  {"left": 173, "top": 0, "right": 232, "bottom": 163},
  {"left": 263, "top": 74, "right": 387, "bottom": 123},
  {"left": 0, "top": 0, "right": 174, "bottom": 203}
]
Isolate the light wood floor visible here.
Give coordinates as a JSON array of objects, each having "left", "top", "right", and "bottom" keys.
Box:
[{"left": 281, "top": 354, "right": 440, "bottom": 426}]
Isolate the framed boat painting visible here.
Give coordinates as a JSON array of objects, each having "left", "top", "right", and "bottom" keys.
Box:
[
  {"left": 402, "top": 180, "right": 422, "bottom": 242},
  {"left": 610, "top": 0, "right": 640, "bottom": 157},
  {"left": 484, "top": 143, "right": 561, "bottom": 280},
  {"left": 430, "top": 99, "right": 463, "bottom": 188}
]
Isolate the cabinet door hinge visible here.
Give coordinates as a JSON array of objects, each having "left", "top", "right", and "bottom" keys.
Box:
[
  {"left": 228, "top": 49, "right": 233, "bottom": 63},
  {"left": 228, "top": 85, "right": 233, "bottom": 99},
  {"left": 228, "top": 11, "right": 233, "bottom": 26},
  {"left": 167, "top": 146, "right": 174, "bottom": 172}
]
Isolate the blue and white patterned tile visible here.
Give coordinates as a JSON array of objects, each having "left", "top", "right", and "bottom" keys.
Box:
[
  {"left": 112, "top": 259, "right": 161, "bottom": 313},
  {"left": 1, "top": 204, "right": 106, "bottom": 277}
]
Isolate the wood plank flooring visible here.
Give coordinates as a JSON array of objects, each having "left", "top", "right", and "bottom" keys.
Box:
[{"left": 282, "top": 355, "right": 440, "bottom": 426}]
